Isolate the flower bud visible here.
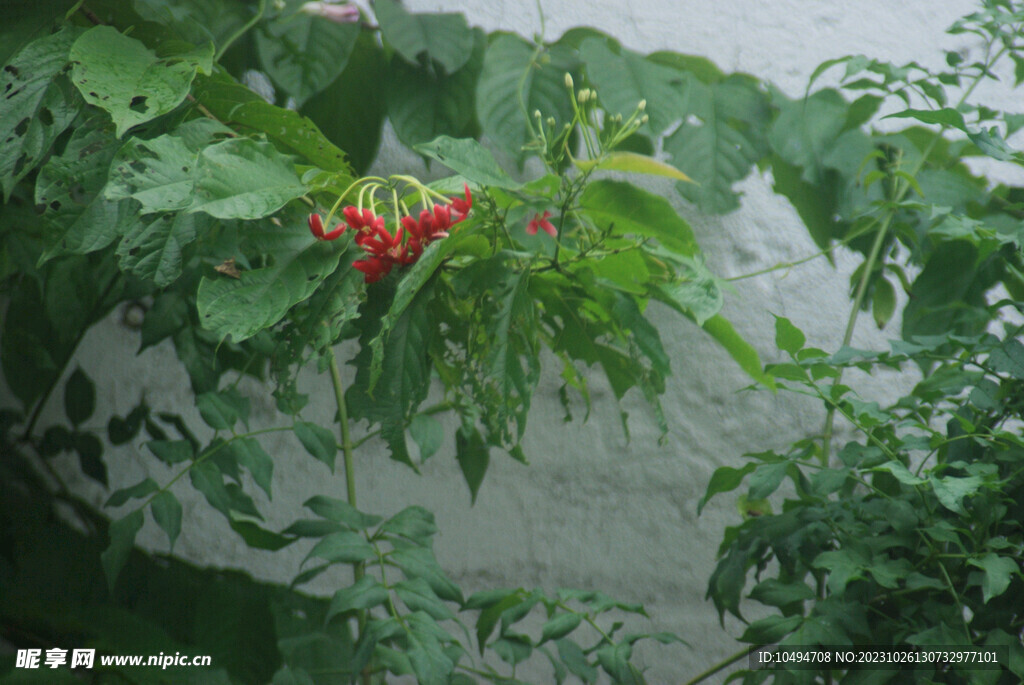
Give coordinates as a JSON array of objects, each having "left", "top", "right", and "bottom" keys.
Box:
[
  {"left": 564, "top": 73, "right": 574, "bottom": 89},
  {"left": 638, "top": 99, "right": 647, "bottom": 111}
]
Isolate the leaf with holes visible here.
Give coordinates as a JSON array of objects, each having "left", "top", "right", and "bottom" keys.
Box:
[
  {"left": 0, "top": 25, "right": 83, "bottom": 200},
  {"left": 116, "top": 211, "right": 208, "bottom": 288},
  {"left": 70, "top": 26, "right": 212, "bottom": 137}
]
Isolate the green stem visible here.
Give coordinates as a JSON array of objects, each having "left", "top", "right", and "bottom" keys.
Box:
[
  {"left": 327, "top": 347, "right": 359, "bottom": 569},
  {"left": 215, "top": 0, "right": 265, "bottom": 62},
  {"left": 684, "top": 645, "right": 757, "bottom": 685}
]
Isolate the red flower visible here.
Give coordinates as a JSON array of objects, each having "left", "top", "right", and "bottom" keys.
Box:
[
  {"left": 526, "top": 211, "right": 556, "bottom": 237},
  {"left": 451, "top": 183, "right": 472, "bottom": 221},
  {"left": 308, "top": 213, "right": 345, "bottom": 241},
  {"left": 353, "top": 256, "right": 392, "bottom": 283}
]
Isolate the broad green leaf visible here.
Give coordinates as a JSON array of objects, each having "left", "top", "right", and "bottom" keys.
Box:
[
  {"left": 0, "top": 25, "right": 83, "bottom": 200},
  {"left": 988, "top": 339, "right": 1024, "bottom": 379},
  {"left": 228, "top": 515, "right": 296, "bottom": 551},
  {"left": 385, "top": 35, "right": 483, "bottom": 150},
  {"left": 409, "top": 415, "right": 443, "bottom": 461},
  {"left": 968, "top": 554, "right": 1018, "bottom": 603},
  {"left": 395, "top": 578, "right": 454, "bottom": 620},
  {"left": 147, "top": 439, "right": 194, "bottom": 465},
  {"left": 540, "top": 613, "right": 582, "bottom": 644},
  {"left": 375, "top": 0, "right": 474, "bottom": 74},
  {"left": 595, "top": 643, "right": 641, "bottom": 685},
  {"left": 748, "top": 461, "right": 788, "bottom": 500},
  {"left": 579, "top": 36, "right": 686, "bottom": 135},
  {"left": 298, "top": 32, "right": 385, "bottom": 174},
  {"left": 740, "top": 615, "right": 802, "bottom": 644},
  {"left": 283, "top": 519, "right": 343, "bottom": 538},
  {"left": 812, "top": 548, "right": 866, "bottom": 594},
  {"left": 105, "top": 478, "right": 159, "bottom": 508},
  {"left": 304, "top": 495, "right": 382, "bottom": 529},
  {"left": 197, "top": 226, "right": 345, "bottom": 342},
  {"left": 556, "top": 639, "right": 598, "bottom": 683},
  {"left": 930, "top": 474, "right": 983, "bottom": 514},
  {"left": 748, "top": 579, "right": 815, "bottom": 608},
  {"left": 116, "top": 212, "right": 208, "bottom": 288},
  {"left": 70, "top": 26, "right": 213, "bottom": 137},
  {"left": 196, "top": 389, "right": 250, "bottom": 430},
  {"left": 579, "top": 179, "right": 697, "bottom": 256},
  {"left": 101, "top": 509, "right": 144, "bottom": 593},
  {"left": 415, "top": 136, "right": 521, "bottom": 189},
  {"left": 774, "top": 316, "right": 806, "bottom": 356},
  {"left": 664, "top": 75, "right": 768, "bottom": 213},
  {"left": 190, "top": 461, "right": 232, "bottom": 516},
  {"left": 305, "top": 531, "right": 375, "bottom": 565},
  {"left": 64, "top": 367, "right": 95, "bottom": 427},
  {"left": 769, "top": 89, "right": 849, "bottom": 183},
  {"left": 151, "top": 490, "right": 182, "bottom": 550},
  {"left": 293, "top": 421, "right": 337, "bottom": 471},
  {"left": 391, "top": 547, "right": 463, "bottom": 603},
  {"left": 381, "top": 506, "right": 438, "bottom": 544},
  {"left": 255, "top": 5, "right": 359, "bottom": 107},
  {"left": 493, "top": 636, "right": 532, "bottom": 667},
  {"left": 75, "top": 431, "right": 107, "bottom": 484},
  {"left": 874, "top": 460, "right": 925, "bottom": 486},
  {"left": 476, "top": 33, "right": 577, "bottom": 159},
  {"left": 652, "top": 255, "right": 723, "bottom": 325},
  {"left": 105, "top": 126, "right": 209, "bottom": 214},
  {"left": 187, "top": 138, "right": 308, "bottom": 219},
  {"left": 576, "top": 151, "right": 694, "bottom": 182},
  {"left": 326, "top": 576, "right": 391, "bottom": 621},
  {"left": 34, "top": 117, "right": 138, "bottom": 263}
]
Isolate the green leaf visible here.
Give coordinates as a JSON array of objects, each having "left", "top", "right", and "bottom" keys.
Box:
[
  {"left": 391, "top": 547, "right": 463, "bottom": 603},
  {"left": 930, "top": 474, "right": 983, "bottom": 514},
  {"left": 293, "top": 421, "right": 337, "bottom": 471},
  {"left": 595, "top": 643, "right": 642, "bottom": 685},
  {"left": 385, "top": 37, "right": 483, "bottom": 150},
  {"left": 73, "top": 432, "right": 107, "bottom": 486},
  {"left": 282, "top": 519, "right": 343, "bottom": 538},
  {"left": 305, "top": 531, "right": 375, "bottom": 565},
  {"left": 404, "top": 613, "right": 455, "bottom": 685},
  {"left": 117, "top": 212, "right": 208, "bottom": 288},
  {"left": 579, "top": 179, "right": 697, "bottom": 256},
  {"left": 540, "top": 613, "right": 582, "bottom": 644},
  {"left": 740, "top": 614, "right": 802, "bottom": 644},
  {"left": 101, "top": 509, "right": 144, "bottom": 593},
  {"left": 698, "top": 463, "right": 755, "bottom": 514},
  {"left": 196, "top": 389, "right": 250, "bottom": 430},
  {"left": 874, "top": 460, "right": 925, "bottom": 486},
  {"left": 0, "top": 25, "right": 83, "bottom": 200},
  {"left": 456, "top": 425, "right": 490, "bottom": 503},
  {"left": 749, "top": 579, "right": 815, "bottom": 608},
  {"left": 190, "top": 460, "right": 232, "bottom": 516},
  {"left": 151, "top": 490, "right": 182, "bottom": 550},
  {"left": 34, "top": 117, "right": 138, "bottom": 263},
  {"left": 197, "top": 224, "right": 345, "bottom": 342},
  {"left": 651, "top": 256, "right": 723, "bottom": 325},
  {"left": 664, "top": 75, "right": 768, "bottom": 213},
  {"left": 64, "top": 367, "right": 95, "bottom": 427},
  {"left": 477, "top": 33, "right": 576, "bottom": 159},
  {"left": 303, "top": 495, "right": 382, "bottom": 529},
  {"left": 255, "top": 6, "right": 359, "bottom": 107},
  {"left": 883, "top": 107, "right": 967, "bottom": 131},
  {"left": 988, "top": 339, "right": 1024, "bottom": 380},
  {"left": 231, "top": 438, "right": 274, "bottom": 499},
  {"left": 395, "top": 578, "right": 454, "bottom": 620},
  {"left": 147, "top": 439, "right": 194, "bottom": 465},
  {"left": 768, "top": 89, "right": 849, "bottom": 183},
  {"left": 228, "top": 516, "right": 296, "bottom": 551},
  {"left": 409, "top": 415, "right": 443, "bottom": 461},
  {"left": 105, "top": 478, "right": 159, "bottom": 507},
  {"left": 748, "top": 461, "right": 787, "bottom": 500},
  {"left": 415, "top": 136, "right": 521, "bottom": 189},
  {"left": 375, "top": 0, "right": 474, "bottom": 73},
  {"left": 187, "top": 138, "right": 308, "bottom": 219},
  {"left": 579, "top": 36, "right": 686, "bottom": 135},
  {"left": 773, "top": 316, "right": 806, "bottom": 356},
  {"left": 968, "top": 554, "right": 1018, "bottom": 603},
  {"left": 701, "top": 315, "right": 774, "bottom": 388},
  {"left": 577, "top": 151, "right": 694, "bottom": 182},
  {"left": 871, "top": 276, "right": 896, "bottom": 329},
  {"left": 326, "top": 576, "right": 391, "bottom": 621},
  {"left": 556, "top": 639, "right": 598, "bottom": 683},
  {"left": 381, "top": 506, "right": 438, "bottom": 544},
  {"left": 69, "top": 26, "right": 212, "bottom": 137}
]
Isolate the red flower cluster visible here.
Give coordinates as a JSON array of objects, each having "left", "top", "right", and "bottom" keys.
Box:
[
  {"left": 526, "top": 210, "right": 556, "bottom": 237},
  {"left": 308, "top": 184, "right": 472, "bottom": 283}
]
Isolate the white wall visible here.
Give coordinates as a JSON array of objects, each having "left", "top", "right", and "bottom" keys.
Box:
[{"left": 47, "top": 0, "right": 990, "bottom": 682}]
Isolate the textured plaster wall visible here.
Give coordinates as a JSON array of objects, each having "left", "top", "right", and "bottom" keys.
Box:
[{"left": 30, "top": 0, "right": 994, "bottom": 682}]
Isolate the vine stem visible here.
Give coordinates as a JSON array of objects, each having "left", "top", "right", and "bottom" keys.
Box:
[{"left": 684, "top": 645, "right": 757, "bottom": 685}]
